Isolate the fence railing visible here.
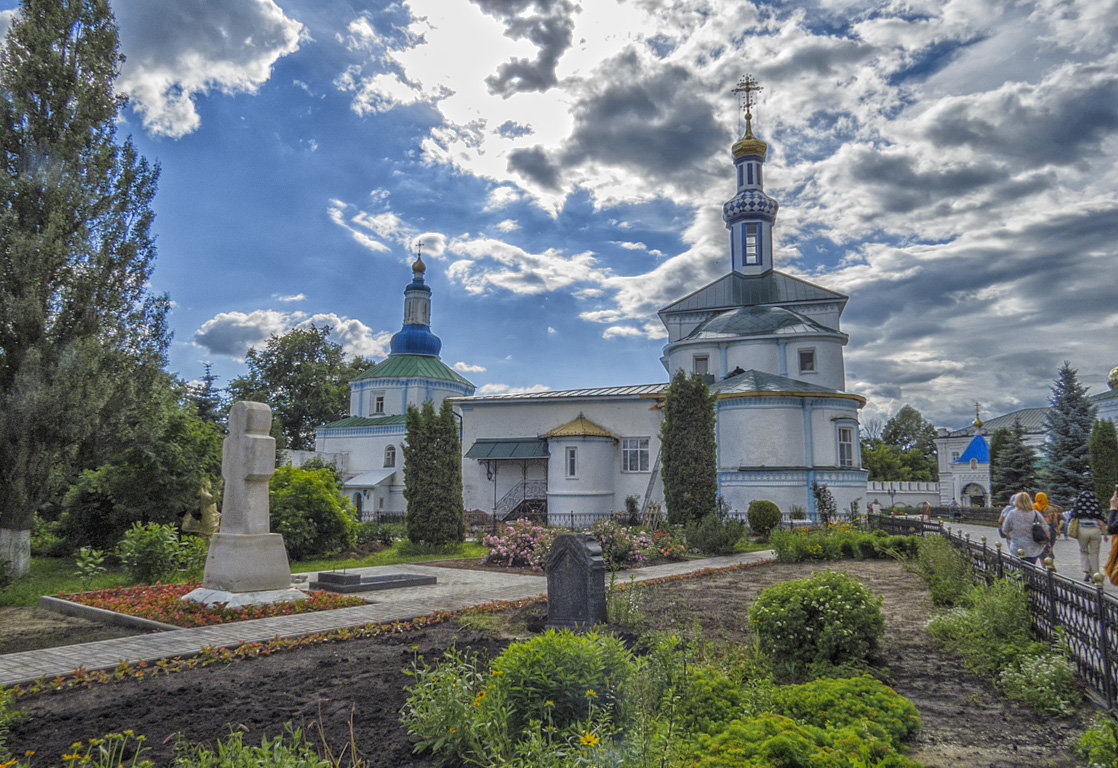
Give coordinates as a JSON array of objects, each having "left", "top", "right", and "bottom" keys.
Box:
[{"left": 866, "top": 514, "right": 1118, "bottom": 710}]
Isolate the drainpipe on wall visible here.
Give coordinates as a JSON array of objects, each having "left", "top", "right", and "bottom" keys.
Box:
[{"left": 803, "top": 399, "right": 816, "bottom": 520}]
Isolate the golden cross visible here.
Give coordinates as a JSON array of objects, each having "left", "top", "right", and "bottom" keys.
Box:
[{"left": 732, "top": 74, "right": 763, "bottom": 118}]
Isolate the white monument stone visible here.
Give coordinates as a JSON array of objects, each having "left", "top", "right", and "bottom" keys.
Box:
[{"left": 182, "top": 401, "right": 305, "bottom": 608}]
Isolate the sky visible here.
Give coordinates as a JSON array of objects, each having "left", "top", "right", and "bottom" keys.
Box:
[{"left": 2, "top": 0, "right": 1116, "bottom": 430}]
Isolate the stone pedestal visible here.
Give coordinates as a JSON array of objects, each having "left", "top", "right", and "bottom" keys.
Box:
[
  {"left": 545, "top": 533, "right": 607, "bottom": 629},
  {"left": 181, "top": 533, "right": 304, "bottom": 607}
]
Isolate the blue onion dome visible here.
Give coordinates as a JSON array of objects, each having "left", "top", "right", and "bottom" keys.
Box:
[
  {"left": 724, "top": 188, "right": 779, "bottom": 222},
  {"left": 390, "top": 324, "right": 442, "bottom": 355}
]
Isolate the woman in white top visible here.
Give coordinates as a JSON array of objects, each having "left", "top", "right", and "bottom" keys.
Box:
[{"left": 1001, "top": 491, "right": 1047, "bottom": 565}]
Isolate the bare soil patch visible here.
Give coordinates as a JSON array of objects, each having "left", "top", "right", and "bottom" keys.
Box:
[
  {"left": 6, "top": 560, "right": 1091, "bottom": 767},
  {"left": 0, "top": 607, "right": 143, "bottom": 654}
]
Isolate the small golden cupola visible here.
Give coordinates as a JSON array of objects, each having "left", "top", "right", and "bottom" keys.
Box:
[
  {"left": 724, "top": 74, "right": 778, "bottom": 276},
  {"left": 732, "top": 74, "right": 768, "bottom": 160}
]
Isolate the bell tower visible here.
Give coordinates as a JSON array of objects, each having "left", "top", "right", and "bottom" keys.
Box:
[{"left": 724, "top": 75, "right": 778, "bottom": 276}]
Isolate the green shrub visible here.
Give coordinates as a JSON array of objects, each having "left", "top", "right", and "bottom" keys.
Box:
[
  {"left": 172, "top": 726, "right": 329, "bottom": 767},
  {"left": 746, "top": 500, "right": 781, "bottom": 538},
  {"left": 678, "top": 666, "right": 748, "bottom": 735},
  {"left": 773, "top": 676, "right": 920, "bottom": 746},
  {"left": 31, "top": 514, "right": 68, "bottom": 557},
  {"left": 998, "top": 650, "right": 1078, "bottom": 714},
  {"left": 685, "top": 513, "right": 746, "bottom": 555},
  {"left": 178, "top": 536, "right": 209, "bottom": 580},
  {"left": 769, "top": 529, "right": 919, "bottom": 563},
  {"left": 1076, "top": 713, "right": 1118, "bottom": 768},
  {"left": 915, "top": 535, "right": 973, "bottom": 606},
  {"left": 489, "top": 629, "right": 634, "bottom": 738},
  {"left": 74, "top": 547, "right": 108, "bottom": 590},
  {"left": 684, "top": 713, "right": 918, "bottom": 768},
  {"left": 355, "top": 520, "right": 400, "bottom": 548},
  {"left": 749, "top": 571, "right": 885, "bottom": 680},
  {"left": 926, "top": 579, "right": 1037, "bottom": 679},
  {"left": 270, "top": 465, "right": 357, "bottom": 560},
  {"left": 117, "top": 522, "right": 183, "bottom": 583}
]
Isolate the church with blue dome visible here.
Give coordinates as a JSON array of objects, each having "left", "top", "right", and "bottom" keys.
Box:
[{"left": 314, "top": 255, "right": 474, "bottom": 518}]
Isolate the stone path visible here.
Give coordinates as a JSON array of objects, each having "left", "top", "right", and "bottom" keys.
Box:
[{"left": 0, "top": 551, "right": 773, "bottom": 687}]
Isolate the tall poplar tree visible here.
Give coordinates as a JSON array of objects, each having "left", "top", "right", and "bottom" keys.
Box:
[
  {"left": 1043, "top": 363, "right": 1096, "bottom": 506},
  {"left": 403, "top": 399, "right": 465, "bottom": 546},
  {"left": 0, "top": 0, "right": 168, "bottom": 576},
  {"left": 659, "top": 370, "right": 717, "bottom": 525},
  {"left": 1089, "top": 419, "right": 1118, "bottom": 507}
]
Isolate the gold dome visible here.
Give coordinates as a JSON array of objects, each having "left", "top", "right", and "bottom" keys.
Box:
[
  {"left": 1108, "top": 366, "right": 1118, "bottom": 390},
  {"left": 732, "top": 122, "right": 768, "bottom": 159},
  {"left": 412, "top": 254, "right": 426, "bottom": 275}
]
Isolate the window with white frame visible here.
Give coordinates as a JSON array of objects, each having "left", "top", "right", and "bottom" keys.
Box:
[
  {"left": 744, "top": 223, "right": 760, "bottom": 265},
  {"left": 374, "top": 392, "right": 385, "bottom": 414},
  {"left": 565, "top": 447, "right": 577, "bottom": 478},
  {"left": 384, "top": 444, "right": 396, "bottom": 468},
  {"left": 837, "top": 426, "right": 855, "bottom": 467},
  {"left": 693, "top": 355, "right": 709, "bottom": 376},
  {"left": 622, "top": 438, "right": 650, "bottom": 472},
  {"left": 798, "top": 348, "right": 816, "bottom": 374}
]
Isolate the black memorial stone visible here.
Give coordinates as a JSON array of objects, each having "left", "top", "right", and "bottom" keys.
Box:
[{"left": 545, "top": 533, "right": 607, "bottom": 629}]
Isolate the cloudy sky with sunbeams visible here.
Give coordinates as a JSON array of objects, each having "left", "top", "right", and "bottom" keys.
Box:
[{"left": 3, "top": 0, "right": 1115, "bottom": 429}]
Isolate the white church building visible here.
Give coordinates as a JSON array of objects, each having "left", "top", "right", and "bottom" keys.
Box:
[{"left": 315, "top": 82, "right": 869, "bottom": 524}]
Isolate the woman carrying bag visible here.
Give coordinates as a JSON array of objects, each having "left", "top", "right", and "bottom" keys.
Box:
[
  {"left": 1070, "top": 490, "right": 1107, "bottom": 581},
  {"left": 1001, "top": 491, "right": 1048, "bottom": 565}
]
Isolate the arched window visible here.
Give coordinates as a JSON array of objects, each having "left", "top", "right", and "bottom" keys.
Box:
[
  {"left": 384, "top": 444, "right": 396, "bottom": 468},
  {"left": 352, "top": 492, "right": 363, "bottom": 519}
]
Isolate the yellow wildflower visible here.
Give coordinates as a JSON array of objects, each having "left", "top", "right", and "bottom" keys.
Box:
[
  {"left": 579, "top": 731, "right": 601, "bottom": 747},
  {"left": 585, "top": 688, "right": 596, "bottom": 697}
]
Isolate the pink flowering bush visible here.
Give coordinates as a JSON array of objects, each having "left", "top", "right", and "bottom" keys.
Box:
[
  {"left": 483, "top": 518, "right": 559, "bottom": 568},
  {"left": 591, "top": 519, "right": 653, "bottom": 567}
]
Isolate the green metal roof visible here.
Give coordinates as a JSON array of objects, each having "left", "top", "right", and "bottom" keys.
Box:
[
  {"left": 320, "top": 414, "right": 407, "bottom": 429},
  {"left": 659, "top": 270, "right": 846, "bottom": 317},
  {"left": 464, "top": 438, "right": 550, "bottom": 460},
  {"left": 711, "top": 369, "right": 842, "bottom": 396},
  {"left": 682, "top": 305, "right": 845, "bottom": 342},
  {"left": 352, "top": 354, "right": 474, "bottom": 386}
]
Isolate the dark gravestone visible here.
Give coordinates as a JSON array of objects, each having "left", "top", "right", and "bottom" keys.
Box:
[{"left": 545, "top": 533, "right": 607, "bottom": 629}]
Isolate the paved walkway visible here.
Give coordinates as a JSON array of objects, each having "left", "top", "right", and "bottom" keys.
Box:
[
  {"left": 934, "top": 518, "right": 1118, "bottom": 595},
  {"left": 0, "top": 551, "right": 774, "bottom": 687}
]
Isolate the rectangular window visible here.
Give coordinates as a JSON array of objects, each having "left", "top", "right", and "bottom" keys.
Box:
[
  {"left": 952, "top": 452, "right": 960, "bottom": 462},
  {"left": 565, "top": 447, "right": 577, "bottom": 478},
  {"left": 838, "top": 426, "right": 855, "bottom": 467},
  {"left": 693, "top": 355, "right": 709, "bottom": 376},
  {"left": 622, "top": 438, "right": 650, "bottom": 472},
  {"left": 746, "top": 163, "right": 753, "bottom": 185},
  {"left": 374, "top": 393, "right": 385, "bottom": 414},
  {"left": 744, "top": 224, "right": 759, "bottom": 265},
  {"left": 798, "top": 349, "right": 815, "bottom": 374},
  {"left": 737, "top": 164, "right": 743, "bottom": 187}
]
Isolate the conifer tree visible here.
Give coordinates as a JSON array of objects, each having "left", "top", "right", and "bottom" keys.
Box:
[
  {"left": 991, "top": 418, "right": 1037, "bottom": 504},
  {"left": 1043, "top": 362, "right": 1097, "bottom": 506},
  {"left": 660, "top": 370, "right": 717, "bottom": 525},
  {"left": 403, "top": 399, "right": 465, "bottom": 545},
  {"left": 1089, "top": 419, "right": 1118, "bottom": 507},
  {"left": 988, "top": 427, "right": 1012, "bottom": 504},
  {"left": 0, "top": 0, "right": 168, "bottom": 576},
  {"left": 190, "top": 363, "right": 224, "bottom": 424}
]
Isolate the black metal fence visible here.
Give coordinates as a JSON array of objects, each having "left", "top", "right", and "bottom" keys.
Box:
[{"left": 866, "top": 514, "right": 1118, "bottom": 710}]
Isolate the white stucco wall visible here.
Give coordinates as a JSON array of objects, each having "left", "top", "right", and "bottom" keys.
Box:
[{"left": 350, "top": 379, "right": 467, "bottom": 418}]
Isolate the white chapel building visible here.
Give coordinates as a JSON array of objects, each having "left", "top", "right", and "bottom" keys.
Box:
[{"left": 456, "top": 97, "right": 868, "bottom": 523}]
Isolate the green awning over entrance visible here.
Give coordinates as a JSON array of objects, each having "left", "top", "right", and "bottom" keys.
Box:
[{"left": 465, "top": 438, "right": 549, "bottom": 460}]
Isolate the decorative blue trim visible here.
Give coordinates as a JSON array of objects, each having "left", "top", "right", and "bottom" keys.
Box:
[{"left": 351, "top": 378, "right": 474, "bottom": 396}]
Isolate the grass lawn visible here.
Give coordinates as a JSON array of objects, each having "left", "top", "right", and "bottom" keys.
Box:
[{"left": 0, "top": 541, "right": 489, "bottom": 608}]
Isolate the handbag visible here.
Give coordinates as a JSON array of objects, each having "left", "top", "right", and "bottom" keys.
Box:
[
  {"left": 1068, "top": 517, "right": 1080, "bottom": 539},
  {"left": 1031, "top": 511, "right": 1049, "bottom": 544},
  {"left": 1108, "top": 509, "right": 1118, "bottom": 535}
]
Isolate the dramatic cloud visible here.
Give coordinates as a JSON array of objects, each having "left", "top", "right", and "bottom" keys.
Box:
[
  {"left": 193, "top": 310, "right": 391, "bottom": 359},
  {"left": 445, "top": 237, "right": 610, "bottom": 295},
  {"left": 115, "top": 0, "right": 303, "bottom": 137},
  {"left": 470, "top": 0, "right": 579, "bottom": 97}
]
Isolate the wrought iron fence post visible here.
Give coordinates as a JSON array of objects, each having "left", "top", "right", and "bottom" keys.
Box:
[
  {"left": 1095, "top": 576, "right": 1115, "bottom": 709},
  {"left": 995, "top": 541, "right": 1003, "bottom": 580},
  {"left": 570, "top": 510, "right": 574, "bottom": 530},
  {"left": 1045, "top": 559, "right": 1057, "bottom": 638}
]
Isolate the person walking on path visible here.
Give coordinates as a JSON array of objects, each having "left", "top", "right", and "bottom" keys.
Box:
[
  {"left": 1001, "top": 491, "right": 1048, "bottom": 565},
  {"left": 1103, "top": 491, "right": 1118, "bottom": 585},
  {"left": 1036, "top": 492, "right": 1061, "bottom": 558},
  {"left": 1071, "top": 490, "right": 1107, "bottom": 581},
  {"left": 920, "top": 501, "right": 932, "bottom": 523}
]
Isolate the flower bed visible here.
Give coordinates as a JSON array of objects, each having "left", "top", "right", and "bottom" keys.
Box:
[
  {"left": 57, "top": 583, "right": 365, "bottom": 628},
  {"left": 483, "top": 518, "right": 688, "bottom": 570}
]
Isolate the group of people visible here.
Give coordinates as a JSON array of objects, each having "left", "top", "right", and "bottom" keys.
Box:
[{"left": 1000, "top": 488, "right": 1118, "bottom": 582}]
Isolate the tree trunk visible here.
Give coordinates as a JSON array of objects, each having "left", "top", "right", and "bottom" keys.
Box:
[{"left": 0, "top": 526, "right": 30, "bottom": 579}]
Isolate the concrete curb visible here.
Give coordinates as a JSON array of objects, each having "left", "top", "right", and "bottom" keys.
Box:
[{"left": 38, "top": 595, "right": 179, "bottom": 633}]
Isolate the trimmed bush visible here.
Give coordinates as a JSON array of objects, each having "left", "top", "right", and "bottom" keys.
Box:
[
  {"left": 749, "top": 571, "right": 885, "bottom": 679},
  {"left": 269, "top": 465, "right": 357, "bottom": 560},
  {"left": 746, "top": 500, "right": 781, "bottom": 538},
  {"left": 686, "top": 513, "right": 746, "bottom": 555},
  {"left": 488, "top": 629, "right": 634, "bottom": 738},
  {"left": 773, "top": 675, "right": 920, "bottom": 746}
]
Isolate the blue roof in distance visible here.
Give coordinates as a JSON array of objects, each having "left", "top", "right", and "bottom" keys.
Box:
[{"left": 955, "top": 434, "right": 990, "bottom": 464}]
